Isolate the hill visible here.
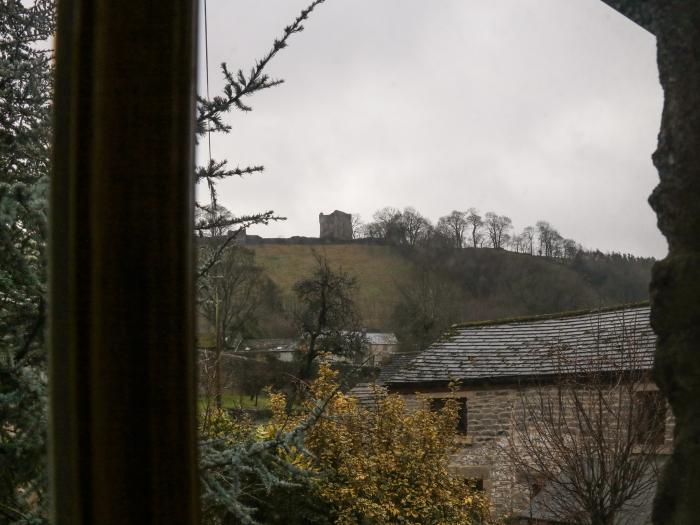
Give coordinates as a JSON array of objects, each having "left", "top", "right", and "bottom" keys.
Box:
[
  {"left": 252, "top": 244, "right": 414, "bottom": 331},
  {"left": 248, "top": 243, "right": 654, "bottom": 345}
]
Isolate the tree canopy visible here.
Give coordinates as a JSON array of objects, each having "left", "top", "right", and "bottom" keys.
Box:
[{"left": 0, "top": 1, "right": 54, "bottom": 521}]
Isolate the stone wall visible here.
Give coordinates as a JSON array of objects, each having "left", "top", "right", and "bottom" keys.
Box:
[
  {"left": 399, "top": 381, "right": 675, "bottom": 521},
  {"left": 368, "top": 343, "right": 399, "bottom": 366},
  {"left": 235, "top": 235, "right": 387, "bottom": 246},
  {"left": 401, "top": 388, "right": 523, "bottom": 517},
  {"left": 319, "top": 210, "right": 352, "bottom": 240},
  {"left": 647, "top": 4, "right": 700, "bottom": 520}
]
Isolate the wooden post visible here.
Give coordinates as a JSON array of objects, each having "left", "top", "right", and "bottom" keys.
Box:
[{"left": 49, "top": 1, "right": 200, "bottom": 523}]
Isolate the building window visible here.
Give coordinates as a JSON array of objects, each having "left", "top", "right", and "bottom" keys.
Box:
[
  {"left": 431, "top": 397, "right": 468, "bottom": 435},
  {"left": 517, "top": 470, "right": 546, "bottom": 500},
  {"left": 634, "top": 390, "right": 666, "bottom": 446},
  {"left": 464, "top": 477, "right": 484, "bottom": 492}
]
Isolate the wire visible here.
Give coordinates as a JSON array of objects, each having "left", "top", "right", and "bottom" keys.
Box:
[
  {"left": 204, "top": 0, "right": 217, "bottom": 212},
  {"left": 204, "top": 0, "right": 212, "bottom": 166}
]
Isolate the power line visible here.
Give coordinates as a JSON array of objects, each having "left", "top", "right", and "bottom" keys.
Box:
[{"left": 204, "top": 0, "right": 212, "bottom": 166}]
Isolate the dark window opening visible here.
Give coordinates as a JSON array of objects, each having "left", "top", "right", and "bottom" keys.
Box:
[
  {"left": 634, "top": 390, "right": 666, "bottom": 446},
  {"left": 431, "top": 397, "right": 468, "bottom": 435},
  {"left": 530, "top": 478, "right": 545, "bottom": 497},
  {"left": 464, "top": 477, "right": 484, "bottom": 492},
  {"left": 517, "top": 470, "right": 545, "bottom": 498}
]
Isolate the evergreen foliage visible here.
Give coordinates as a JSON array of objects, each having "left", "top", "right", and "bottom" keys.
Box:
[
  {"left": 392, "top": 246, "right": 654, "bottom": 352},
  {"left": 194, "top": 0, "right": 328, "bottom": 244},
  {"left": 0, "top": 1, "right": 54, "bottom": 522},
  {"left": 200, "top": 366, "right": 493, "bottom": 524},
  {"left": 0, "top": 0, "right": 330, "bottom": 521},
  {"left": 199, "top": 396, "right": 334, "bottom": 525},
  {"left": 194, "top": 1, "right": 332, "bottom": 522}
]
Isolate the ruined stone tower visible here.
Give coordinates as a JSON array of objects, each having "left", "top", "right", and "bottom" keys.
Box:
[{"left": 319, "top": 210, "right": 352, "bottom": 240}]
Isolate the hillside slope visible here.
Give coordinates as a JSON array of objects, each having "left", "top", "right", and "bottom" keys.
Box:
[
  {"left": 252, "top": 244, "right": 415, "bottom": 330},
  {"left": 249, "top": 243, "right": 653, "bottom": 337}
]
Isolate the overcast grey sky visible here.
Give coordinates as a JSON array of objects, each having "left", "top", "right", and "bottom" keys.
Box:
[{"left": 196, "top": 0, "right": 665, "bottom": 258}]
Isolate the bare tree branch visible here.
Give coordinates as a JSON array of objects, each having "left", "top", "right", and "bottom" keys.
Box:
[{"left": 505, "top": 320, "right": 665, "bottom": 525}]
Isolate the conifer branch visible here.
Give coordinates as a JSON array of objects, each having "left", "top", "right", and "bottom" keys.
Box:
[
  {"left": 195, "top": 159, "right": 265, "bottom": 184},
  {"left": 196, "top": 0, "right": 327, "bottom": 134}
]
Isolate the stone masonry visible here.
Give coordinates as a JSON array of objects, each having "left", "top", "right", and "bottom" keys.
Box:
[
  {"left": 400, "top": 383, "right": 675, "bottom": 521},
  {"left": 385, "top": 304, "right": 671, "bottom": 521},
  {"left": 319, "top": 210, "right": 352, "bottom": 240},
  {"left": 401, "top": 388, "right": 521, "bottom": 517}
]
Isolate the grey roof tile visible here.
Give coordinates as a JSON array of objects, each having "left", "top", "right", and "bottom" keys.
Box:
[{"left": 386, "top": 304, "right": 654, "bottom": 385}]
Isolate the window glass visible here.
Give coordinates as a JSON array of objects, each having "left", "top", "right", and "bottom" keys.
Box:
[
  {"left": 635, "top": 390, "right": 666, "bottom": 446},
  {"left": 431, "top": 397, "right": 468, "bottom": 435}
]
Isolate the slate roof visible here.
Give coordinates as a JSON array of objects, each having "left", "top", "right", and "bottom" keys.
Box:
[
  {"left": 376, "top": 352, "right": 422, "bottom": 383},
  {"left": 386, "top": 303, "right": 655, "bottom": 386},
  {"left": 365, "top": 332, "right": 398, "bottom": 346},
  {"left": 347, "top": 352, "right": 420, "bottom": 406},
  {"left": 347, "top": 382, "right": 388, "bottom": 409}
]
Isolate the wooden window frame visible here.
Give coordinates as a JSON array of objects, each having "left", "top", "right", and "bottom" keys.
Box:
[{"left": 49, "top": 1, "right": 199, "bottom": 523}]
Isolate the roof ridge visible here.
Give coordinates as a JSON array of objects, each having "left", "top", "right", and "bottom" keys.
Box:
[{"left": 450, "top": 300, "right": 650, "bottom": 330}]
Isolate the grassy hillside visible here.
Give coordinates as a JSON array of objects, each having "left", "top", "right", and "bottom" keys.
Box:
[
  {"left": 248, "top": 243, "right": 653, "bottom": 339},
  {"left": 252, "top": 244, "right": 415, "bottom": 330}
]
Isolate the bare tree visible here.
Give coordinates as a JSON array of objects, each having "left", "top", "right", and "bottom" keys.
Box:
[
  {"left": 363, "top": 206, "right": 404, "bottom": 243},
  {"left": 484, "top": 212, "right": 513, "bottom": 249},
  {"left": 401, "top": 206, "right": 432, "bottom": 247},
  {"left": 562, "top": 238, "right": 580, "bottom": 259},
  {"left": 510, "top": 233, "right": 525, "bottom": 253},
  {"left": 436, "top": 210, "right": 468, "bottom": 248},
  {"left": 351, "top": 213, "right": 364, "bottom": 239},
  {"left": 362, "top": 221, "right": 383, "bottom": 240},
  {"left": 292, "top": 252, "right": 367, "bottom": 381},
  {"left": 466, "top": 208, "right": 484, "bottom": 247},
  {"left": 536, "top": 220, "right": 563, "bottom": 257},
  {"left": 361, "top": 206, "right": 431, "bottom": 246},
  {"left": 521, "top": 226, "right": 535, "bottom": 255},
  {"left": 506, "top": 330, "right": 666, "bottom": 525},
  {"left": 198, "top": 244, "right": 272, "bottom": 407}
]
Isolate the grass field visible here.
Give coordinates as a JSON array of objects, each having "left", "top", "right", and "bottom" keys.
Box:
[
  {"left": 199, "top": 391, "right": 272, "bottom": 410},
  {"left": 252, "top": 244, "right": 415, "bottom": 330}
]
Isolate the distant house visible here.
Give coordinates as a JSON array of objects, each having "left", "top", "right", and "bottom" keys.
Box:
[
  {"left": 323, "top": 331, "right": 399, "bottom": 366},
  {"left": 368, "top": 304, "right": 672, "bottom": 523},
  {"left": 363, "top": 332, "right": 399, "bottom": 365},
  {"left": 240, "top": 338, "right": 298, "bottom": 362},
  {"left": 236, "top": 332, "right": 398, "bottom": 367}
]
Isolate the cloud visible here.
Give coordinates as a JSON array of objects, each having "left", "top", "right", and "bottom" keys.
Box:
[{"left": 198, "top": 0, "right": 665, "bottom": 257}]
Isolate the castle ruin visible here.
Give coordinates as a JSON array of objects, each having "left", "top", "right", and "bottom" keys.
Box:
[{"left": 319, "top": 210, "right": 352, "bottom": 240}]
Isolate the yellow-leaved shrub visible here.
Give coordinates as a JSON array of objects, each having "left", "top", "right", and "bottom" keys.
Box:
[{"left": 263, "top": 364, "right": 492, "bottom": 525}]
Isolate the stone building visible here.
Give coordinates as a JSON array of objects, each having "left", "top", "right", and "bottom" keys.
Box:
[
  {"left": 319, "top": 210, "right": 352, "bottom": 240},
  {"left": 364, "top": 332, "right": 399, "bottom": 365},
  {"left": 240, "top": 338, "right": 298, "bottom": 362},
  {"left": 376, "top": 304, "right": 672, "bottom": 523},
  {"left": 342, "top": 331, "right": 399, "bottom": 366}
]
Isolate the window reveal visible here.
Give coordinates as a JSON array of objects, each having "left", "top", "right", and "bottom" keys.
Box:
[
  {"left": 431, "top": 397, "right": 468, "bottom": 435},
  {"left": 634, "top": 390, "right": 666, "bottom": 446}
]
